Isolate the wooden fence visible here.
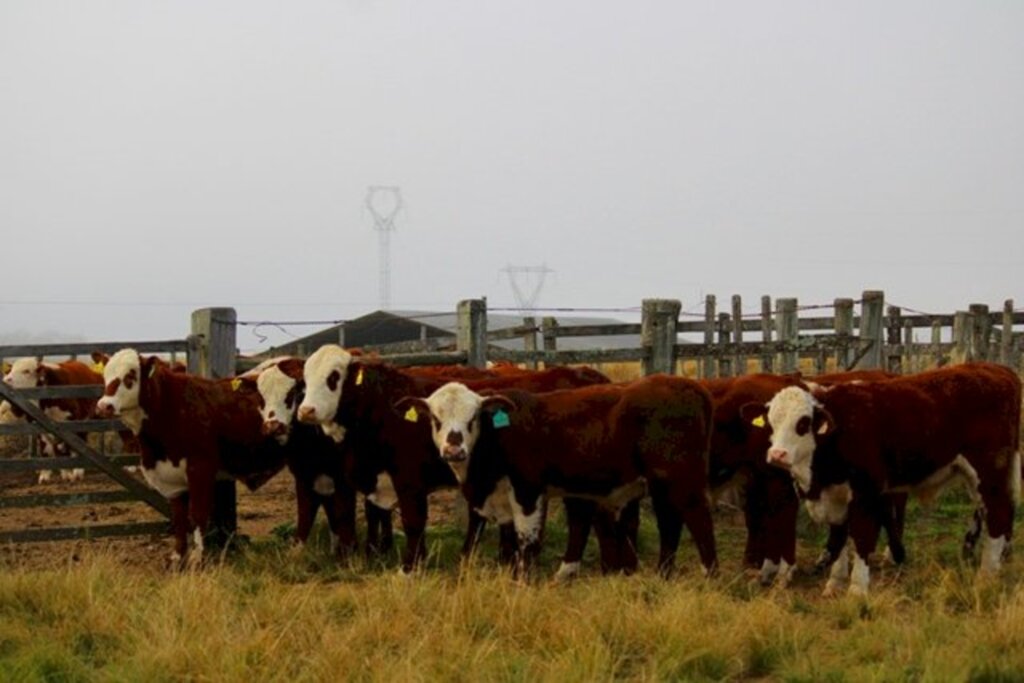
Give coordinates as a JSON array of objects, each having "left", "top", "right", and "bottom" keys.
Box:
[
  {"left": 2, "top": 294, "right": 1021, "bottom": 545},
  {"left": 0, "top": 309, "right": 237, "bottom": 544}
]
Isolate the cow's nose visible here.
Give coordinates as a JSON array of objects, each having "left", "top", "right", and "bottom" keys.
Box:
[
  {"left": 446, "top": 430, "right": 464, "bottom": 446},
  {"left": 95, "top": 402, "right": 114, "bottom": 418},
  {"left": 297, "top": 405, "right": 316, "bottom": 423},
  {"left": 767, "top": 448, "right": 790, "bottom": 468},
  {"left": 262, "top": 420, "right": 287, "bottom": 437}
]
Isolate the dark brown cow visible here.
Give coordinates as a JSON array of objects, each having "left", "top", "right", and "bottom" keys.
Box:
[
  {"left": 743, "top": 362, "right": 1021, "bottom": 596},
  {"left": 96, "top": 349, "right": 287, "bottom": 566},
  {"left": 706, "top": 370, "right": 904, "bottom": 585},
  {"left": 295, "top": 344, "right": 611, "bottom": 573},
  {"left": 402, "top": 374, "right": 716, "bottom": 578},
  {"left": 252, "top": 357, "right": 393, "bottom": 558}
]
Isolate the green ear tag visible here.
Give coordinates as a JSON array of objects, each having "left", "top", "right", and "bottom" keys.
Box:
[{"left": 492, "top": 409, "right": 510, "bottom": 429}]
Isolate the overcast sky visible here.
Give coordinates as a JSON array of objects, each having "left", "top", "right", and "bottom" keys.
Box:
[{"left": 2, "top": 1, "right": 1021, "bottom": 353}]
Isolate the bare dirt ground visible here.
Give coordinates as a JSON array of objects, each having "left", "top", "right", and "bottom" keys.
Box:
[{"left": 0, "top": 435, "right": 468, "bottom": 573}]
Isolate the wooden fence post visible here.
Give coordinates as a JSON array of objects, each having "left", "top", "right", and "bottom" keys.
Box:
[
  {"left": 522, "top": 316, "right": 538, "bottom": 370},
  {"left": 855, "top": 290, "right": 884, "bottom": 370},
  {"left": 702, "top": 295, "right": 716, "bottom": 379},
  {"left": 456, "top": 299, "right": 488, "bottom": 369},
  {"left": 541, "top": 317, "right": 559, "bottom": 368},
  {"left": 952, "top": 311, "right": 971, "bottom": 364},
  {"left": 641, "top": 299, "right": 681, "bottom": 376},
  {"left": 834, "top": 298, "right": 854, "bottom": 371},
  {"left": 717, "top": 312, "right": 732, "bottom": 377},
  {"left": 1003, "top": 300, "right": 1015, "bottom": 367},
  {"left": 190, "top": 307, "right": 239, "bottom": 548},
  {"left": 776, "top": 298, "right": 798, "bottom": 374},
  {"left": 732, "top": 295, "right": 745, "bottom": 375},
  {"left": 903, "top": 318, "right": 914, "bottom": 373},
  {"left": 931, "top": 320, "right": 944, "bottom": 367},
  {"left": 760, "top": 296, "right": 773, "bottom": 373},
  {"left": 969, "top": 303, "right": 991, "bottom": 362},
  {"left": 886, "top": 305, "right": 903, "bottom": 374}
]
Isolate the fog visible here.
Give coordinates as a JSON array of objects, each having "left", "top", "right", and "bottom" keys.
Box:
[{"left": 2, "top": 1, "right": 1021, "bottom": 353}]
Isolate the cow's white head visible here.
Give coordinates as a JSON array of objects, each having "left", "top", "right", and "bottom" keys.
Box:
[
  {"left": 396, "top": 382, "right": 515, "bottom": 483},
  {"left": 297, "top": 345, "right": 353, "bottom": 436},
  {"left": 741, "top": 386, "right": 834, "bottom": 492},
  {"left": 256, "top": 362, "right": 304, "bottom": 444},
  {"left": 96, "top": 349, "right": 147, "bottom": 432},
  {"left": 3, "top": 358, "right": 45, "bottom": 389}
]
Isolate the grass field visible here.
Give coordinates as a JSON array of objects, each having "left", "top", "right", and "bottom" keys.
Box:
[{"left": 4, "top": 488, "right": 1024, "bottom": 682}]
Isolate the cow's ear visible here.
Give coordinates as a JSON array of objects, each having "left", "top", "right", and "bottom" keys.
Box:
[
  {"left": 91, "top": 351, "right": 109, "bottom": 368},
  {"left": 481, "top": 395, "right": 516, "bottom": 429},
  {"left": 394, "top": 396, "right": 430, "bottom": 424},
  {"left": 739, "top": 402, "right": 768, "bottom": 429},
  {"left": 813, "top": 407, "right": 835, "bottom": 436},
  {"left": 140, "top": 355, "right": 158, "bottom": 379}
]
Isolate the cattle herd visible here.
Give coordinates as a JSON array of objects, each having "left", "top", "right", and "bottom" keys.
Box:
[{"left": 2, "top": 348, "right": 1021, "bottom": 597}]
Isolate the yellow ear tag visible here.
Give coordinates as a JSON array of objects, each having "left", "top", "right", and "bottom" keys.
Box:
[
  {"left": 355, "top": 368, "right": 364, "bottom": 386},
  {"left": 752, "top": 415, "right": 766, "bottom": 428},
  {"left": 404, "top": 406, "right": 419, "bottom": 422},
  {"left": 92, "top": 362, "right": 105, "bottom": 374},
  {"left": 2, "top": 362, "right": 10, "bottom": 374},
  {"left": 231, "top": 378, "right": 242, "bottom": 391}
]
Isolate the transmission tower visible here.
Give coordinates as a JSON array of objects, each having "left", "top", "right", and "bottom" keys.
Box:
[
  {"left": 502, "top": 264, "right": 554, "bottom": 313},
  {"left": 365, "top": 186, "right": 403, "bottom": 310}
]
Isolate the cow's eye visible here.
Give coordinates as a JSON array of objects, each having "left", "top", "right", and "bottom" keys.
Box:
[
  {"left": 795, "top": 416, "right": 811, "bottom": 436},
  {"left": 467, "top": 418, "right": 476, "bottom": 432},
  {"left": 327, "top": 370, "right": 341, "bottom": 391}
]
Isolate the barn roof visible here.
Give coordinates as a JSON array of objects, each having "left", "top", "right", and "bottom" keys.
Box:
[{"left": 258, "top": 309, "right": 639, "bottom": 357}]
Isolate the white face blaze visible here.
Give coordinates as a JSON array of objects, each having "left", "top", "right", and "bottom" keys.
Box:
[
  {"left": 297, "top": 345, "right": 352, "bottom": 428},
  {"left": 257, "top": 365, "right": 299, "bottom": 444},
  {"left": 422, "top": 382, "right": 488, "bottom": 483},
  {"left": 3, "top": 358, "right": 44, "bottom": 389},
  {"left": 763, "top": 386, "right": 821, "bottom": 491},
  {"left": 96, "top": 349, "right": 146, "bottom": 434}
]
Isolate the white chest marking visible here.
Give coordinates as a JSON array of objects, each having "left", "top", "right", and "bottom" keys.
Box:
[
  {"left": 142, "top": 459, "right": 188, "bottom": 499},
  {"left": 367, "top": 472, "right": 398, "bottom": 510},
  {"left": 475, "top": 477, "right": 513, "bottom": 524},
  {"left": 313, "top": 475, "right": 336, "bottom": 497}
]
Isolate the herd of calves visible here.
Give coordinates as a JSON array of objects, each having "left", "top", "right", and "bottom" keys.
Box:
[{"left": 2, "top": 348, "right": 1021, "bottom": 597}]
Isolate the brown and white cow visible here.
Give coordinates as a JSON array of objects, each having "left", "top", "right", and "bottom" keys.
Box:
[
  {"left": 295, "top": 344, "right": 612, "bottom": 573},
  {"left": 251, "top": 357, "right": 394, "bottom": 557},
  {"left": 705, "top": 370, "right": 905, "bottom": 587},
  {"left": 2, "top": 358, "right": 107, "bottom": 483},
  {"left": 96, "top": 349, "right": 288, "bottom": 567},
  {"left": 400, "top": 374, "right": 716, "bottom": 578},
  {"left": 742, "top": 362, "right": 1021, "bottom": 596}
]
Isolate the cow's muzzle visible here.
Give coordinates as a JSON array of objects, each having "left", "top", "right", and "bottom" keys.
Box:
[
  {"left": 95, "top": 401, "right": 116, "bottom": 418},
  {"left": 262, "top": 419, "right": 288, "bottom": 438},
  {"left": 443, "top": 445, "right": 467, "bottom": 463},
  {"left": 297, "top": 405, "right": 318, "bottom": 424},
  {"left": 767, "top": 448, "right": 790, "bottom": 470}
]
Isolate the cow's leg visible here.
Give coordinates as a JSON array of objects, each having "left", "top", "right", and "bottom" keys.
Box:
[
  {"left": 364, "top": 498, "right": 393, "bottom": 557},
  {"left": 557, "top": 498, "right": 596, "bottom": 581},
  {"left": 649, "top": 479, "right": 683, "bottom": 578},
  {"left": 883, "top": 493, "right": 908, "bottom": 565},
  {"left": 681, "top": 494, "right": 717, "bottom": 578},
  {"left": 816, "top": 524, "right": 849, "bottom": 576},
  {"left": 169, "top": 494, "right": 190, "bottom": 569},
  {"left": 509, "top": 488, "right": 546, "bottom": 579},
  {"left": 497, "top": 522, "right": 517, "bottom": 565},
  {"left": 977, "top": 452, "right": 1016, "bottom": 575},
  {"left": 759, "top": 490, "right": 798, "bottom": 587},
  {"left": 324, "top": 487, "right": 357, "bottom": 560},
  {"left": 616, "top": 498, "right": 640, "bottom": 576},
  {"left": 461, "top": 508, "right": 488, "bottom": 559},
  {"left": 293, "top": 481, "right": 316, "bottom": 548},
  {"left": 845, "top": 499, "right": 882, "bottom": 597},
  {"left": 741, "top": 479, "right": 766, "bottom": 568},
  {"left": 186, "top": 477, "right": 216, "bottom": 569},
  {"left": 396, "top": 490, "right": 429, "bottom": 574},
  {"left": 823, "top": 544, "right": 851, "bottom": 597}
]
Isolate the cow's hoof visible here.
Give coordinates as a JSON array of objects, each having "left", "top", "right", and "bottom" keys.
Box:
[{"left": 553, "top": 561, "right": 581, "bottom": 583}]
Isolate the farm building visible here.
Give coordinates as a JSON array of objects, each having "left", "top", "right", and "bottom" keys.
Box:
[{"left": 258, "top": 309, "right": 640, "bottom": 357}]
